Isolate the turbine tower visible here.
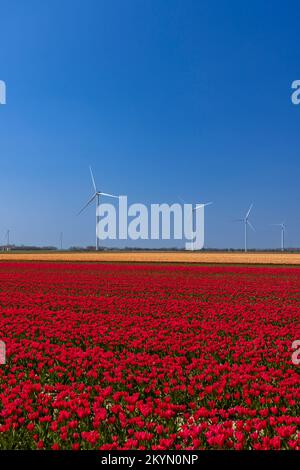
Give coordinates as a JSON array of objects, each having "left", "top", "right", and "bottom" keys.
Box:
[
  {"left": 78, "top": 166, "right": 119, "bottom": 251},
  {"left": 271, "top": 222, "right": 286, "bottom": 252},
  {"left": 235, "top": 204, "right": 255, "bottom": 252}
]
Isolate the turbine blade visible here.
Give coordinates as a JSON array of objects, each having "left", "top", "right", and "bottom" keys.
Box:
[
  {"left": 78, "top": 193, "right": 96, "bottom": 215},
  {"left": 247, "top": 220, "right": 255, "bottom": 232},
  {"left": 194, "top": 202, "right": 213, "bottom": 211},
  {"left": 246, "top": 203, "right": 253, "bottom": 219},
  {"left": 89, "top": 166, "right": 97, "bottom": 192},
  {"left": 100, "top": 192, "right": 119, "bottom": 199}
]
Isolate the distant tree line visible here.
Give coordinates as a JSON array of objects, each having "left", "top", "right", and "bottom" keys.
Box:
[{"left": 1, "top": 245, "right": 300, "bottom": 253}]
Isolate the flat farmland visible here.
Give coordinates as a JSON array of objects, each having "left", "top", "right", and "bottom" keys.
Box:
[{"left": 0, "top": 251, "right": 300, "bottom": 265}]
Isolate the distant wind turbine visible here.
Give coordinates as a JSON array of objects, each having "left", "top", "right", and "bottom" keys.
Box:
[
  {"left": 270, "top": 222, "right": 286, "bottom": 252},
  {"left": 78, "top": 166, "right": 119, "bottom": 251},
  {"left": 234, "top": 203, "right": 255, "bottom": 252},
  {"left": 3, "top": 230, "right": 10, "bottom": 252},
  {"left": 192, "top": 202, "right": 213, "bottom": 251},
  {"left": 179, "top": 197, "right": 213, "bottom": 250}
]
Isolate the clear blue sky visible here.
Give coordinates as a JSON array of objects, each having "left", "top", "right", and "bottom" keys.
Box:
[{"left": 0, "top": 0, "right": 299, "bottom": 249}]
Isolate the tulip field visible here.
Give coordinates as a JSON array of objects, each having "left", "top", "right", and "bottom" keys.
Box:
[{"left": 0, "top": 261, "right": 300, "bottom": 450}]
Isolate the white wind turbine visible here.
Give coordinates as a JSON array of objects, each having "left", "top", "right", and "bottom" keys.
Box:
[
  {"left": 179, "top": 197, "right": 213, "bottom": 251},
  {"left": 191, "top": 202, "right": 213, "bottom": 251},
  {"left": 78, "top": 166, "right": 119, "bottom": 251},
  {"left": 270, "top": 222, "right": 286, "bottom": 252},
  {"left": 235, "top": 203, "right": 255, "bottom": 252}
]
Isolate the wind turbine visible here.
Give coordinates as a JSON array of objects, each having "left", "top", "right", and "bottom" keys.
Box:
[
  {"left": 192, "top": 202, "right": 213, "bottom": 251},
  {"left": 78, "top": 166, "right": 119, "bottom": 251},
  {"left": 235, "top": 204, "right": 255, "bottom": 252},
  {"left": 270, "top": 222, "right": 286, "bottom": 252},
  {"left": 5, "top": 230, "right": 10, "bottom": 251}
]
